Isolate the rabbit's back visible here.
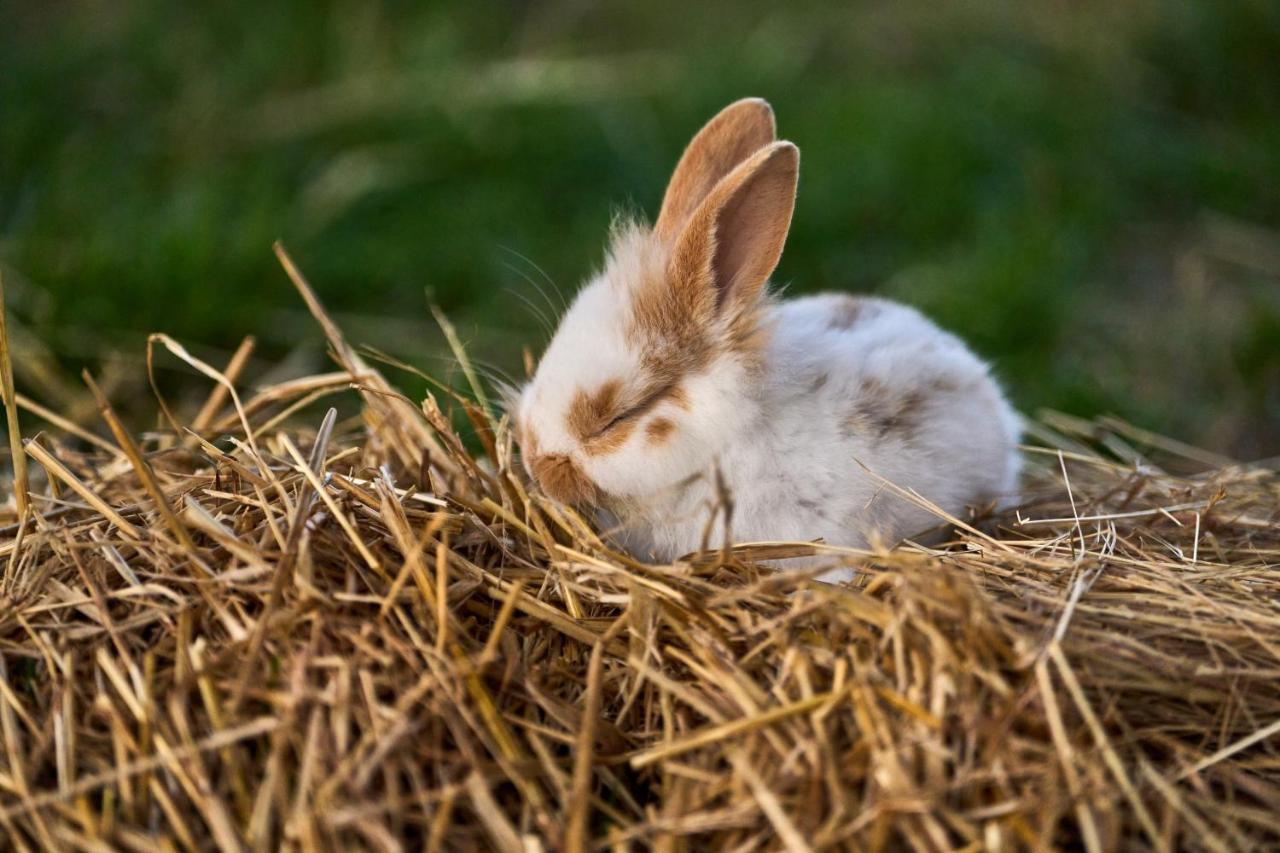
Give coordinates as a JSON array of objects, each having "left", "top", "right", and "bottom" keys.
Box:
[{"left": 716, "top": 293, "right": 1021, "bottom": 554}]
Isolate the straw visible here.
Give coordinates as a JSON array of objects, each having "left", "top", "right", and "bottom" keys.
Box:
[{"left": 1, "top": 256, "right": 1278, "bottom": 849}]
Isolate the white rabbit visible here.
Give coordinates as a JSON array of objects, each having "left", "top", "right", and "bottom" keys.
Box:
[{"left": 515, "top": 98, "right": 1020, "bottom": 578}]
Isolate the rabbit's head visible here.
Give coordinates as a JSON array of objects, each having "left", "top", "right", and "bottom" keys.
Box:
[{"left": 516, "top": 99, "right": 799, "bottom": 504}]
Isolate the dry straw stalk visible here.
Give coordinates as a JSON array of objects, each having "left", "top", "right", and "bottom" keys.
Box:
[{"left": 1, "top": 250, "right": 1278, "bottom": 850}]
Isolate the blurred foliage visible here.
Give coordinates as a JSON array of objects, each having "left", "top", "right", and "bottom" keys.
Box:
[{"left": 1, "top": 0, "right": 1278, "bottom": 455}]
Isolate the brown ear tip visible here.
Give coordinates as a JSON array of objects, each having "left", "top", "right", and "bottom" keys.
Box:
[
  {"left": 720, "top": 97, "right": 775, "bottom": 130},
  {"left": 765, "top": 140, "right": 800, "bottom": 169},
  {"left": 735, "top": 96, "right": 774, "bottom": 115},
  {"left": 746, "top": 98, "right": 776, "bottom": 126}
]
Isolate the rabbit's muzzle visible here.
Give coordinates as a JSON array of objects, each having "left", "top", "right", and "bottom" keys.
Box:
[{"left": 527, "top": 453, "right": 597, "bottom": 505}]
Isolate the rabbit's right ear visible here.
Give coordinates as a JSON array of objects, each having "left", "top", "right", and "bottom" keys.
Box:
[
  {"left": 668, "top": 140, "right": 799, "bottom": 317},
  {"left": 654, "top": 98, "right": 776, "bottom": 243}
]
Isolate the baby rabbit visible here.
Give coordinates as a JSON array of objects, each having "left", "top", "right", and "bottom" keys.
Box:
[{"left": 516, "top": 98, "right": 1020, "bottom": 575}]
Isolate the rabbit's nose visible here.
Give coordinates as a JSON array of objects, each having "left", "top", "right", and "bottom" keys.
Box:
[{"left": 528, "top": 453, "right": 596, "bottom": 504}]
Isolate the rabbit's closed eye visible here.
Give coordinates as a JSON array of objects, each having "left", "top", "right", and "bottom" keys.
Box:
[{"left": 594, "top": 382, "right": 678, "bottom": 438}]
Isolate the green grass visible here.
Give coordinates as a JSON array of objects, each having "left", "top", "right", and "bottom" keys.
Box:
[{"left": 2, "top": 0, "right": 1278, "bottom": 454}]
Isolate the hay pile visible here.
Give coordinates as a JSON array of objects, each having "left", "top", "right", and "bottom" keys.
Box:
[{"left": 1, "top": 253, "right": 1278, "bottom": 851}]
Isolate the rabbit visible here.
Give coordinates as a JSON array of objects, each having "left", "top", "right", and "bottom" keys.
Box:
[{"left": 514, "top": 98, "right": 1021, "bottom": 579}]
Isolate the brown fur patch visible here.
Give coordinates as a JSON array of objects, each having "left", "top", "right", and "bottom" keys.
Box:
[
  {"left": 645, "top": 417, "right": 675, "bottom": 445},
  {"left": 566, "top": 380, "right": 623, "bottom": 442},
  {"left": 641, "top": 339, "right": 714, "bottom": 388},
  {"left": 627, "top": 286, "right": 767, "bottom": 383},
  {"left": 666, "top": 384, "right": 691, "bottom": 410},
  {"left": 615, "top": 238, "right": 718, "bottom": 394},
  {"left": 585, "top": 418, "right": 636, "bottom": 457},
  {"left": 618, "top": 227, "right": 721, "bottom": 384},
  {"left": 627, "top": 243, "right": 715, "bottom": 354},
  {"left": 529, "top": 453, "right": 595, "bottom": 504}
]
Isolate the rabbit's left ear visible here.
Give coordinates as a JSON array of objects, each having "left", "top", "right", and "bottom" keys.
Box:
[
  {"left": 668, "top": 140, "right": 799, "bottom": 314},
  {"left": 655, "top": 98, "right": 776, "bottom": 243}
]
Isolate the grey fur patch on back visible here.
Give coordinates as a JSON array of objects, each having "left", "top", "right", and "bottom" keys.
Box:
[
  {"left": 826, "top": 295, "right": 874, "bottom": 330},
  {"left": 842, "top": 373, "right": 978, "bottom": 441},
  {"left": 844, "top": 378, "right": 927, "bottom": 441}
]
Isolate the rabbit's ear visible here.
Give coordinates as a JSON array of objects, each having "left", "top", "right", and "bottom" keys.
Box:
[
  {"left": 670, "top": 141, "right": 799, "bottom": 314},
  {"left": 654, "top": 99, "right": 776, "bottom": 243}
]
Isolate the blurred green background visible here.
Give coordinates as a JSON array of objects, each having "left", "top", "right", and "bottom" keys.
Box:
[{"left": 2, "top": 0, "right": 1278, "bottom": 457}]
